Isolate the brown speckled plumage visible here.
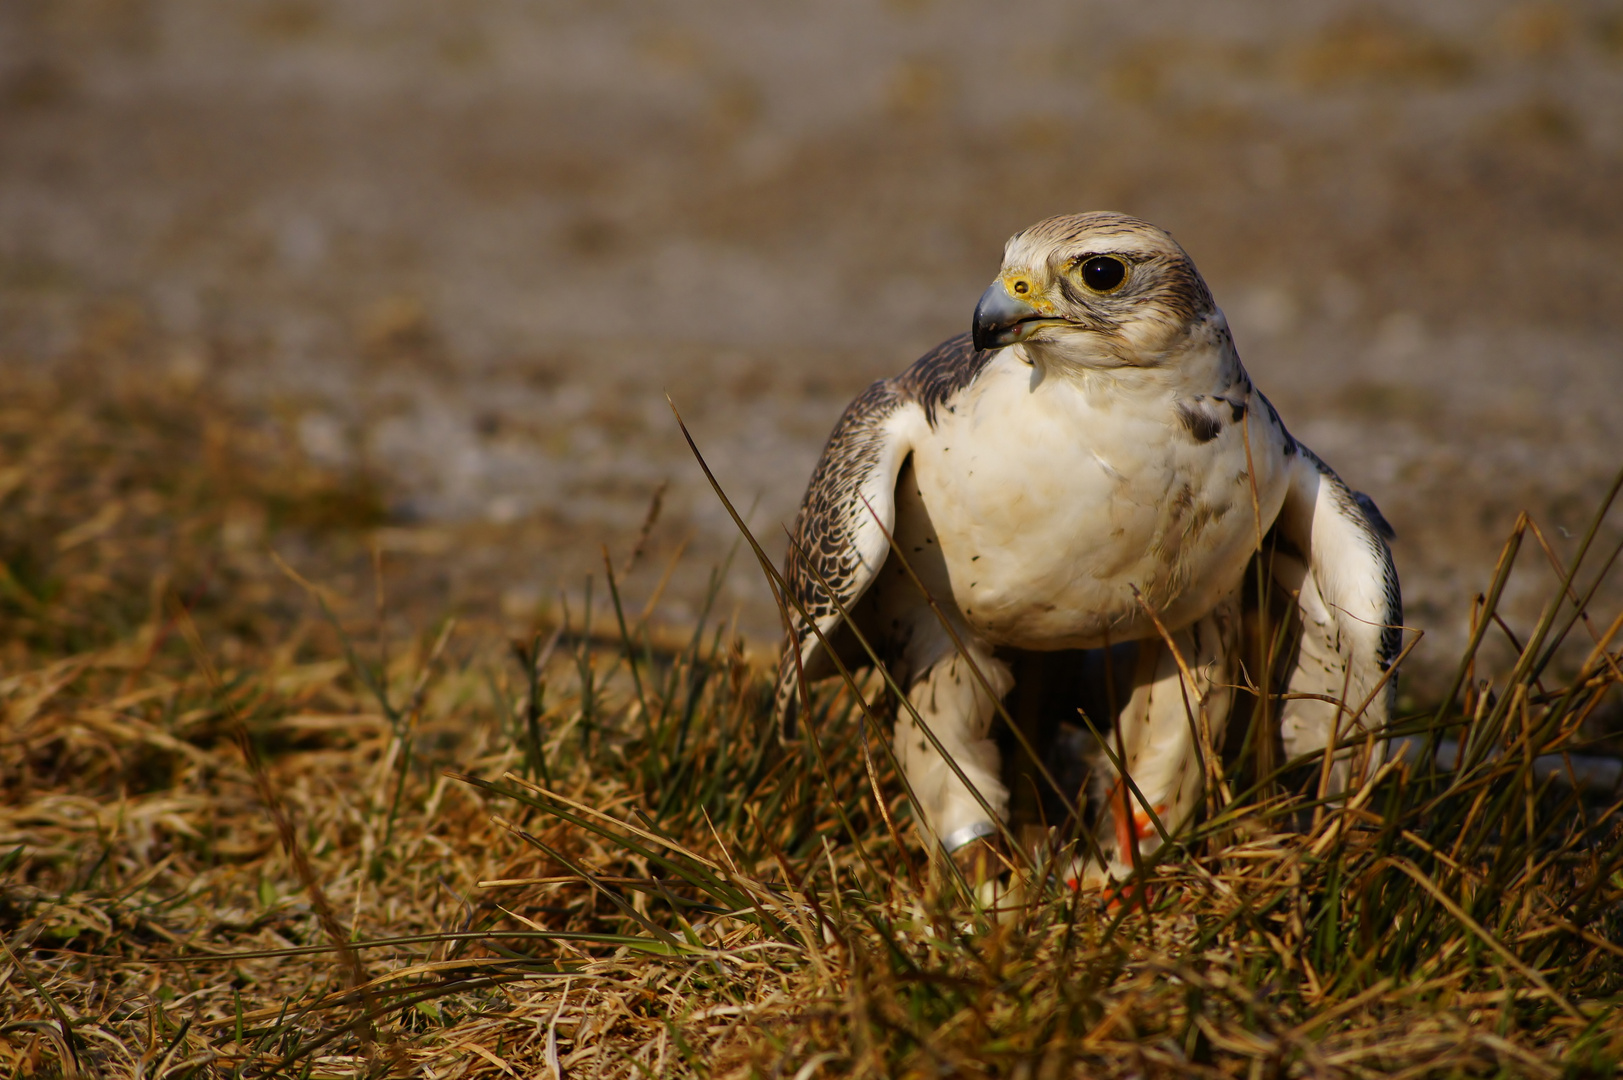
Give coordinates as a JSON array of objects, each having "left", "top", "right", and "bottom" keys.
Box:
[{"left": 775, "top": 333, "right": 990, "bottom": 735}]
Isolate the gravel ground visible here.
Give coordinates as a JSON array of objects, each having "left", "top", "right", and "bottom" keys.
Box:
[{"left": 3, "top": 0, "right": 1621, "bottom": 696}]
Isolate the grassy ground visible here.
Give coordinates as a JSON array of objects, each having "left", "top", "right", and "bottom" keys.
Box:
[{"left": 2, "top": 372, "right": 1622, "bottom": 1079}]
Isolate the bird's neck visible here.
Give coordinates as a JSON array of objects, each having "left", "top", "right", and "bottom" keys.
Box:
[{"left": 1019, "top": 315, "right": 1245, "bottom": 398}]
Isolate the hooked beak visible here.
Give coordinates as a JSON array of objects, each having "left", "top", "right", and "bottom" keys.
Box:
[{"left": 971, "top": 280, "right": 1065, "bottom": 351}]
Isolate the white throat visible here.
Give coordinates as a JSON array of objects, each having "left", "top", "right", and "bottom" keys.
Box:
[{"left": 1016, "top": 323, "right": 1241, "bottom": 400}]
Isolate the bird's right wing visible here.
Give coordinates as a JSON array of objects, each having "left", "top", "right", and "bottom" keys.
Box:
[
  {"left": 1267, "top": 446, "right": 1403, "bottom": 789},
  {"left": 774, "top": 380, "right": 926, "bottom": 739}
]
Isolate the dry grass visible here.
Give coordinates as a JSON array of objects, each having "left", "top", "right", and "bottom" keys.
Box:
[{"left": 2, "top": 370, "right": 1621, "bottom": 1079}]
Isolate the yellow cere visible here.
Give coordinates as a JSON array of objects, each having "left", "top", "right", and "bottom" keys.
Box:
[{"left": 1002, "top": 272, "right": 1057, "bottom": 314}]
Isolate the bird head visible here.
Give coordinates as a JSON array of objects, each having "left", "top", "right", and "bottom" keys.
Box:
[{"left": 972, "top": 212, "right": 1221, "bottom": 370}]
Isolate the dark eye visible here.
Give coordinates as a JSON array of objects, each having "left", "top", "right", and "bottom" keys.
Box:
[{"left": 1080, "top": 256, "right": 1127, "bottom": 293}]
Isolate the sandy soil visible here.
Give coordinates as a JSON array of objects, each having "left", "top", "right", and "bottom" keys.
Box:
[{"left": 3, "top": 0, "right": 1621, "bottom": 696}]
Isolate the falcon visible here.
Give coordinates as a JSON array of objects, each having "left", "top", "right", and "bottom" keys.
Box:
[{"left": 774, "top": 212, "right": 1401, "bottom": 888}]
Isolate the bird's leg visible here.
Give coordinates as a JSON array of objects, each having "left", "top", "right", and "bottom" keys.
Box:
[
  {"left": 894, "top": 644, "right": 1014, "bottom": 884},
  {"left": 1074, "top": 773, "right": 1157, "bottom": 911},
  {"left": 1072, "top": 606, "right": 1238, "bottom": 892},
  {"left": 1108, "top": 773, "right": 1157, "bottom": 864}
]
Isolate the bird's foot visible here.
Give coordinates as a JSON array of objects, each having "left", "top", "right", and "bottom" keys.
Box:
[
  {"left": 941, "top": 833, "right": 1029, "bottom": 917},
  {"left": 1058, "top": 857, "right": 1154, "bottom": 913},
  {"left": 949, "top": 833, "right": 1012, "bottom": 885}
]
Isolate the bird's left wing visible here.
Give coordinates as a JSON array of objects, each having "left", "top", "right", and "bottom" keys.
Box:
[
  {"left": 774, "top": 378, "right": 926, "bottom": 739},
  {"left": 1267, "top": 446, "right": 1403, "bottom": 789}
]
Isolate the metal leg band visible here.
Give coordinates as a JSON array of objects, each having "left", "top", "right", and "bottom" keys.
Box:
[{"left": 940, "top": 820, "right": 999, "bottom": 855}]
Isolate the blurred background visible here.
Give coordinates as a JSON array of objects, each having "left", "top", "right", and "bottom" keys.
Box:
[{"left": 2, "top": 0, "right": 1621, "bottom": 696}]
